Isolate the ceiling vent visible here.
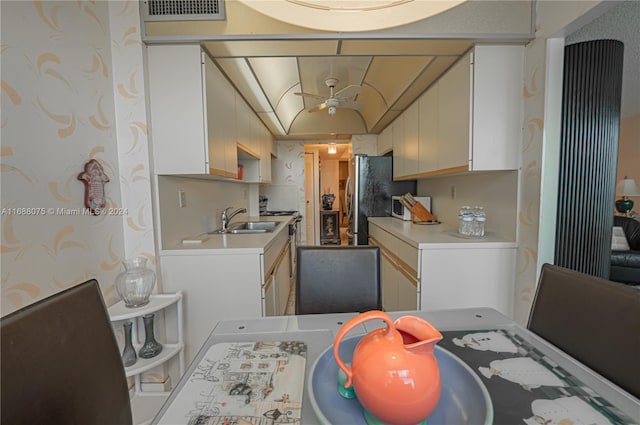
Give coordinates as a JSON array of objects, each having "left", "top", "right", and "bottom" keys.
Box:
[{"left": 141, "top": 0, "right": 225, "bottom": 21}]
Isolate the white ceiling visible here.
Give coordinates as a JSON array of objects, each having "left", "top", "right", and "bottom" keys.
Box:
[
  {"left": 206, "top": 38, "right": 490, "bottom": 139},
  {"left": 143, "top": 0, "right": 535, "bottom": 140}
]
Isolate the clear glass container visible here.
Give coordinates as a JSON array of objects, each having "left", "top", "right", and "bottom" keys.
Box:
[
  {"left": 115, "top": 256, "right": 156, "bottom": 308},
  {"left": 459, "top": 206, "right": 472, "bottom": 235},
  {"left": 472, "top": 206, "right": 486, "bottom": 237}
]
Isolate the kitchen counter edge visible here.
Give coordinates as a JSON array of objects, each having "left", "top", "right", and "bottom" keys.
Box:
[
  {"left": 160, "top": 216, "right": 293, "bottom": 255},
  {"left": 368, "top": 217, "right": 517, "bottom": 249}
]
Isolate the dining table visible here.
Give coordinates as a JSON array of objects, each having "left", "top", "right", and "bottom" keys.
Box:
[{"left": 151, "top": 308, "right": 640, "bottom": 425}]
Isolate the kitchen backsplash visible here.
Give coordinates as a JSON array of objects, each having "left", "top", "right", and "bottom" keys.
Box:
[
  {"left": 156, "top": 176, "right": 250, "bottom": 250},
  {"left": 417, "top": 171, "right": 518, "bottom": 242}
]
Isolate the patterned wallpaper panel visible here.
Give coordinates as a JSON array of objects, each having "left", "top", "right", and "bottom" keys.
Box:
[
  {"left": 1, "top": 1, "right": 155, "bottom": 316},
  {"left": 512, "top": 1, "right": 602, "bottom": 325}
]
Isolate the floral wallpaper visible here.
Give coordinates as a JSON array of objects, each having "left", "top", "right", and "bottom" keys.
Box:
[{"left": 1, "top": 1, "right": 155, "bottom": 316}]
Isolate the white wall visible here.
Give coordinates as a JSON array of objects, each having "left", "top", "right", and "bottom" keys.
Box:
[{"left": 617, "top": 114, "right": 640, "bottom": 187}]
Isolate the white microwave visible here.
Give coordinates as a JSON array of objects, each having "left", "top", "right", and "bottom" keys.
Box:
[{"left": 391, "top": 196, "right": 432, "bottom": 221}]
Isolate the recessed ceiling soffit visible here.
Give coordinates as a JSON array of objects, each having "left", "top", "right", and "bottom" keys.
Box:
[{"left": 206, "top": 37, "right": 529, "bottom": 139}]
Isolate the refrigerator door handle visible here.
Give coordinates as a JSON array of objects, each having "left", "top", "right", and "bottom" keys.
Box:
[{"left": 345, "top": 175, "right": 352, "bottom": 219}]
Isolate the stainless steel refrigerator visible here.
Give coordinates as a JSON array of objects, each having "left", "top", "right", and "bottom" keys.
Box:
[{"left": 345, "top": 154, "right": 417, "bottom": 245}]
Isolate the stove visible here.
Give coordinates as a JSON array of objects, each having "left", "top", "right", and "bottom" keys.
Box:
[{"left": 260, "top": 210, "right": 300, "bottom": 217}]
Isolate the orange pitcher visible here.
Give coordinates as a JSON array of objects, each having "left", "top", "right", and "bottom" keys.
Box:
[{"left": 333, "top": 310, "right": 443, "bottom": 425}]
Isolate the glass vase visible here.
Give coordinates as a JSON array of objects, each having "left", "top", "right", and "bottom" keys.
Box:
[
  {"left": 138, "top": 313, "right": 163, "bottom": 359},
  {"left": 121, "top": 321, "right": 137, "bottom": 367},
  {"left": 115, "top": 256, "right": 156, "bottom": 308}
]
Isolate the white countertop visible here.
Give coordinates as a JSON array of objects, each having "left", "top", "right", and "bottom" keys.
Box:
[
  {"left": 160, "top": 216, "right": 293, "bottom": 255},
  {"left": 368, "top": 217, "right": 517, "bottom": 249}
]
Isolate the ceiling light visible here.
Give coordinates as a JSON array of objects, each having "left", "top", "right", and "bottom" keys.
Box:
[
  {"left": 239, "top": 0, "right": 466, "bottom": 32},
  {"left": 328, "top": 143, "right": 337, "bottom": 154}
]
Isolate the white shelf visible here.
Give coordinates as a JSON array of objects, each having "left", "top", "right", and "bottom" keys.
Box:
[
  {"left": 108, "top": 292, "right": 182, "bottom": 321},
  {"left": 108, "top": 291, "right": 185, "bottom": 425},
  {"left": 131, "top": 392, "right": 169, "bottom": 425},
  {"left": 125, "top": 343, "right": 184, "bottom": 377}
]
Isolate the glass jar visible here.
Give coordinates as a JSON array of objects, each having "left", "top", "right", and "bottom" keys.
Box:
[
  {"left": 115, "top": 256, "right": 156, "bottom": 308},
  {"left": 458, "top": 206, "right": 472, "bottom": 235},
  {"left": 472, "top": 206, "right": 486, "bottom": 237}
]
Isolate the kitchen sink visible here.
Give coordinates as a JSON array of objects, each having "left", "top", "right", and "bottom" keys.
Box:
[{"left": 208, "top": 221, "right": 281, "bottom": 234}]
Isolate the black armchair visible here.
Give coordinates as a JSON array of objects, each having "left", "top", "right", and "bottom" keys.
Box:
[{"left": 610, "top": 216, "right": 640, "bottom": 285}]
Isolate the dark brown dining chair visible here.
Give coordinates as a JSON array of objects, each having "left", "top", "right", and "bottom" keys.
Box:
[
  {"left": 296, "top": 245, "right": 382, "bottom": 315},
  {"left": 527, "top": 263, "right": 640, "bottom": 398},
  {"left": 1, "top": 279, "right": 133, "bottom": 425}
]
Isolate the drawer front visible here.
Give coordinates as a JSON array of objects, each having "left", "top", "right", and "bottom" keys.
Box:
[
  {"left": 369, "top": 223, "right": 418, "bottom": 277},
  {"left": 263, "top": 230, "right": 288, "bottom": 278}
]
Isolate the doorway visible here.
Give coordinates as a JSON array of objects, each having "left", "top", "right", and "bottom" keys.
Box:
[{"left": 303, "top": 141, "right": 352, "bottom": 246}]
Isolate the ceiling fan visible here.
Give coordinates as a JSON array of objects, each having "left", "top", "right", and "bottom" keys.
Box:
[{"left": 295, "top": 78, "right": 363, "bottom": 116}]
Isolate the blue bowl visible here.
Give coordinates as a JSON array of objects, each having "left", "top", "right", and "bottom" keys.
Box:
[{"left": 308, "top": 336, "right": 493, "bottom": 425}]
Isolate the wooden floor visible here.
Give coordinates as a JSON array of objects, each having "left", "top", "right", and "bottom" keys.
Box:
[{"left": 340, "top": 226, "right": 349, "bottom": 245}]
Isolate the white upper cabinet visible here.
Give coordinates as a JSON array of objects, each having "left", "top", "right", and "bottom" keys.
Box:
[
  {"left": 147, "top": 45, "right": 237, "bottom": 177},
  {"left": 147, "top": 45, "right": 274, "bottom": 181},
  {"left": 147, "top": 45, "right": 209, "bottom": 175},
  {"left": 259, "top": 125, "right": 273, "bottom": 183},
  {"left": 377, "top": 125, "right": 393, "bottom": 155},
  {"left": 393, "top": 101, "right": 420, "bottom": 179},
  {"left": 418, "top": 84, "right": 439, "bottom": 173},
  {"left": 393, "top": 44, "right": 524, "bottom": 179},
  {"left": 391, "top": 114, "right": 405, "bottom": 180},
  {"left": 436, "top": 51, "right": 471, "bottom": 172},
  {"left": 471, "top": 45, "right": 523, "bottom": 171},
  {"left": 403, "top": 101, "right": 420, "bottom": 177},
  {"left": 235, "top": 93, "right": 258, "bottom": 156},
  {"left": 235, "top": 91, "right": 273, "bottom": 184},
  {"left": 206, "top": 55, "right": 238, "bottom": 178}
]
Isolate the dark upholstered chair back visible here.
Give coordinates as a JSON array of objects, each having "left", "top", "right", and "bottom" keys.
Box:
[
  {"left": 1, "top": 279, "right": 133, "bottom": 425},
  {"left": 528, "top": 264, "right": 640, "bottom": 398},
  {"left": 296, "top": 246, "right": 382, "bottom": 315}
]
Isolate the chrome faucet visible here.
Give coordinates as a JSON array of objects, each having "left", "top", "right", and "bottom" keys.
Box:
[{"left": 221, "top": 207, "right": 246, "bottom": 233}]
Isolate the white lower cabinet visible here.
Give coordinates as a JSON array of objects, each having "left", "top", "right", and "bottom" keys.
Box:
[
  {"left": 159, "top": 226, "right": 291, "bottom": 365},
  {"left": 420, "top": 248, "right": 515, "bottom": 316},
  {"left": 380, "top": 252, "right": 398, "bottom": 310},
  {"left": 369, "top": 220, "right": 516, "bottom": 316},
  {"left": 108, "top": 293, "right": 185, "bottom": 425},
  {"left": 378, "top": 248, "right": 419, "bottom": 311},
  {"left": 160, "top": 253, "right": 263, "bottom": 363},
  {"left": 369, "top": 224, "right": 419, "bottom": 312},
  {"left": 263, "top": 275, "right": 277, "bottom": 317},
  {"left": 262, "top": 230, "right": 292, "bottom": 316}
]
